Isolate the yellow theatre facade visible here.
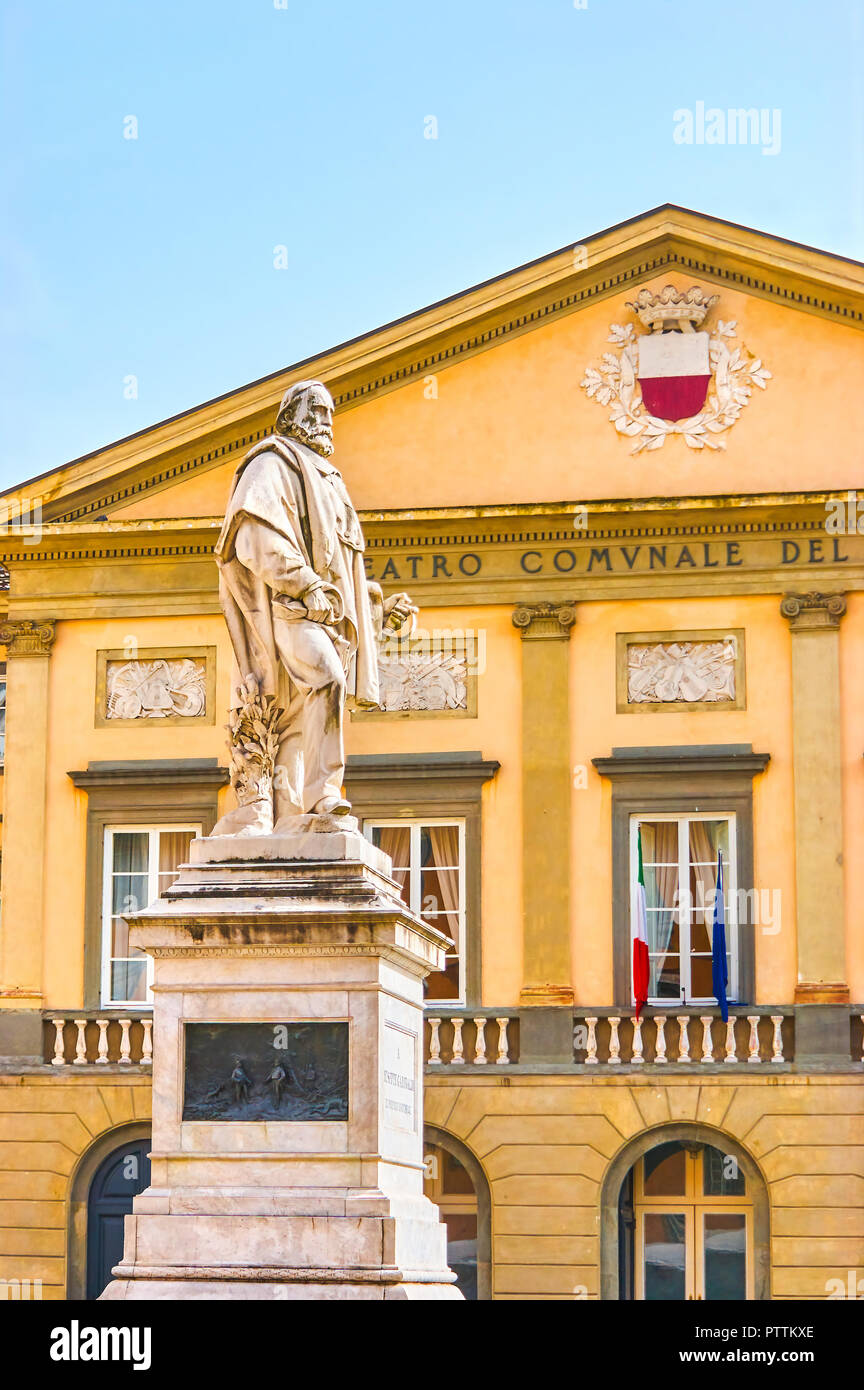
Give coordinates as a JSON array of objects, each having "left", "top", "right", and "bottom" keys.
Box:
[{"left": 0, "top": 205, "right": 862, "bottom": 1301}]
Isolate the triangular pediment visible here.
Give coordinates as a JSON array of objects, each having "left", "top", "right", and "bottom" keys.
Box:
[{"left": 3, "top": 205, "right": 862, "bottom": 529}]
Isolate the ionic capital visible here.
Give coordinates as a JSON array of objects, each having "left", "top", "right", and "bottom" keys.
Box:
[
  {"left": 512, "top": 602, "right": 576, "bottom": 641},
  {"left": 780, "top": 592, "right": 846, "bottom": 632},
  {"left": 0, "top": 619, "right": 57, "bottom": 657}
]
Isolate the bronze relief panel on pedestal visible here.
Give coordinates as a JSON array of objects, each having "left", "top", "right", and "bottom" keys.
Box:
[{"left": 182, "top": 1022, "right": 349, "bottom": 1122}]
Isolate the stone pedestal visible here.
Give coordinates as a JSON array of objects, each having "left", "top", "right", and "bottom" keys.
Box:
[{"left": 100, "top": 826, "right": 461, "bottom": 1300}]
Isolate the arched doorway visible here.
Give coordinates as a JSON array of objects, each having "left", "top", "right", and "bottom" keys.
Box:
[
  {"left": 601, "top": 1124, "right": 770, "bottom": 1301},
  {"left": 67, "top": 1124, "right": 152, "bottom": 1300},
  {"left": 424, "top": 1125, "right": 492, "bottom": 1300},
  {"left": 86, "top": 1136, "right": 151, "bottom": 1299}
]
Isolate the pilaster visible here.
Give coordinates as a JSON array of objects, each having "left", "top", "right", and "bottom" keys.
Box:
[
  {"left": 0, "top": 619, "right": 56, "bottom": 1013},
  {"left": 779, "top": 593, "right": 848, "bottom": 1004},
  {"left": 512, "top": 603, "right": 575, "bottom": 1007}
]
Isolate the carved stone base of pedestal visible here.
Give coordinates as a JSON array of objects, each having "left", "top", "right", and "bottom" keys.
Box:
[{"left": 100, "top": 1187, "right": 460, "bottom": 1301}]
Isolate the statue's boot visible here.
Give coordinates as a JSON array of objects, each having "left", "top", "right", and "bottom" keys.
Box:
[{"left": 311, "top": 795, "right": 352, "bottom": 816}]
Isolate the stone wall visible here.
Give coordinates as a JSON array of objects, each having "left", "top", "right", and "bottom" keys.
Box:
[
  {"left": 425, "top": 1071, "right": 864, "bottom": 1300},
  {"left": 0, "top": 1072, "right": 152, "bottom": 1300},
  {"left": 1, "top": 1070, "right": 861, "bottom": 1300}
]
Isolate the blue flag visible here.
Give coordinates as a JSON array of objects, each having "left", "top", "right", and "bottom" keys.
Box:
[{"left": 712, "top": 850, "right": 728, "bottom": 1022}]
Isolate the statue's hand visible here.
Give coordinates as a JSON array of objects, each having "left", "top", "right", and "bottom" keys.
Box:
[
  {"left": 383, "top": 592, "right": 418, "bottom": 633},
  {"left": 304, "top": 587, "right": 336, "bottom": 623}
]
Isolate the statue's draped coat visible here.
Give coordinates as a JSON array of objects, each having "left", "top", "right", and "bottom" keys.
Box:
[{"left": 214, "top": 435, "right": 380, "bottom": 712}]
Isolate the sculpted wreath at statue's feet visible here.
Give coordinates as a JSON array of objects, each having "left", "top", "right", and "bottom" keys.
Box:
[{"left": 210, "top": 380, "right": 417, "bottom": 838}]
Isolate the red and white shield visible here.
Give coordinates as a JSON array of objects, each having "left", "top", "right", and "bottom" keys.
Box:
[{"left": 637, "top": 330, "right": 711, "bottom": 421}]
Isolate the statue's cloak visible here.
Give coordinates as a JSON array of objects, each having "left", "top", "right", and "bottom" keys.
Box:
[{"left": 214, "top": 435, "right": 379, "bottom": 711}]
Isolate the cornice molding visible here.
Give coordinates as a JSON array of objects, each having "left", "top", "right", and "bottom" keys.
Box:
[
  {"left": 1, "top": 502, "right": 862, "bottom": 621},
  {"left": 3, "top": 498, "right": 856, "bottom": 569},
  {"left": 346, "top": 753, "right": 500, "bottom": 789},
  {"left": 68, "top": 759, "right": 229, "bottom": 790},
  {"left": 365, "top": 513, "right": 837, "bottom": 550},
  {"left": 593, "top": 747, "right": 771, "bottom": 780}
]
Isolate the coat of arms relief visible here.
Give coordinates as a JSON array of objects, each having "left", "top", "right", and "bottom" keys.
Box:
[{"left": 580, "top": 285, "right": 771, "bottom": 452}]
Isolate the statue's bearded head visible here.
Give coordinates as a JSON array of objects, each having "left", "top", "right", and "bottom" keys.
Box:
[{"left": 275, "top": 380, "right": 335, "bottom": 457}]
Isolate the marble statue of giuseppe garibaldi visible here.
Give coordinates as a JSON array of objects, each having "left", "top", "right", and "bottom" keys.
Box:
[{"left": 211, "top": 379, "right": 416, "bottom": 836}]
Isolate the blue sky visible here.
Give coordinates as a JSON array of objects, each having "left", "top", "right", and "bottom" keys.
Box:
[{"left": 1, "top": 0, "right": 861, "bottom": 488}]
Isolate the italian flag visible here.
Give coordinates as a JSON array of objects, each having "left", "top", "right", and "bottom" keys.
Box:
[{"left": 633, "top": 826, "right": 650, "bottom": 1019}]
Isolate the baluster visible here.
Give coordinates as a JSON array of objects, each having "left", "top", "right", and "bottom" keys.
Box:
[
  {"left": 724, "top": 1017, "right": 738, "bottom": 1064},
  {"left": 73, "top": 1018, "right": 88, "bottom": 1065},
  {"left": 140, "top": 1018, "right": 153, "bottom": 1067},
  {"left": 746, "top": 1015, "right": 761, "bottom": 1064},
  {"left": 95, "top": 1018, "right": 110, "bottom": 1065},
  {"left": 631, "top": 1015, "right": 644, "bottom": 1065},
  {"left": 770, "top": 1014, "right": 785, "bottom": 1064},
  {"left": 700, "top": 1016, "right": 715, "bottom": 1064},
  {"left": 451, "top": 1017, "right": 465, "bottom": 1064},
  {"left": 676, "top": 1016, "right": 691, "bottom": 1063},
  {"left": 608, "top": 1016, "right": 621, "bottom": 1065},
  {"left": 427, "top": 1017, "right": 442, "bottom": 1064},
  {"left": 473, "top": 1017, "right": 487, "bottom": 1064},
  {"left": 585, "top": 1017, "right": 598, "bottom": 1065},
  {"left": 653, "top": 1015, "right": 667, "bottom": 1064},
  {"left": 118, "top": 1018, "right": 132, "bottom": 1065},
  {"left": 50, "top": 1018, "right": 66, "bottom": 1067},
  {"left": 495, "top": 1017, "right": 510, "bottom": 1065}
]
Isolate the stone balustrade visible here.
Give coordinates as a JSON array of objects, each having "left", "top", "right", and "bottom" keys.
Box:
[
  {"left": 573, "top": 1007, "right": 793, "bottom": 1067},
  {"left": 42, "top": 1007, "right": 863, "bottom": 1070},
  {"left": 44, "top": 1012, "right": 153, "bottom": 1067},
  {"left": 424, "top": 1011, "right": 518, "bottom": 1066}
]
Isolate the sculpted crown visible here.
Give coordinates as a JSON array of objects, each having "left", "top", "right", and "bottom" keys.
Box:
[{"left": 625, "top": 285, "right": 719, "bottom": 333}]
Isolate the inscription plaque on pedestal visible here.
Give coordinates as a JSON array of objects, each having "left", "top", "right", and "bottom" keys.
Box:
[
  {"left": 182, "top": 1022, "right": 349, "bottom": 1122},
  {"left": 382, "top": 1022, "right": 417, "bottom": 1134}
]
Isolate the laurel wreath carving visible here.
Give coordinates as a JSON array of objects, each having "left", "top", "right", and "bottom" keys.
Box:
[
  {"left": 226, "top": 674, "right": 284, "bottom": 806},
  {"left": 580, "top": 320, "right": 771, "bottom": 453}
]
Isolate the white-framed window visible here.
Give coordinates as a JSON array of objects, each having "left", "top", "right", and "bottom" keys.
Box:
[
  {"left": 630, "top": 813, "right": 737, "bottom": 1005},
  {"left": 101, "top": 824, "right": 200, "bottom": 1006},
  {"left": 364, "top": 819, "right": 465, "bottom": 1003}
]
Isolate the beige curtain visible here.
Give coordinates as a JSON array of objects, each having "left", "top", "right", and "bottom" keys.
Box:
[
  {"left": 158, "top": 830, "right": 194, "bottom": 882},
  {"left": 643, "top": 822, "right": 679, "bottom": 973},
  {"left": 427, "top": 825, "right": 460, "bottom": 916},
  {"left": 688, "top": 819, "right": 722, "bottom": 929},
  {"left": 371, "top": 826, "right": 410, "bottom": 906},
  {"left": 373, "top": 826, "right": 410, "bottom": 869}
]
